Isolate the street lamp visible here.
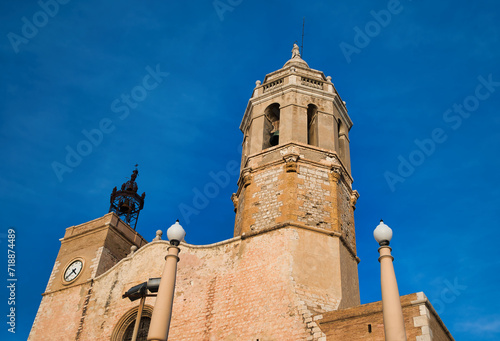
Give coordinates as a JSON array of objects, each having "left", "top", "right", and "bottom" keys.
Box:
[
  {"left": 122, "top": 278, "right": 161, "bottom": 341},
  {"left": 374, "top": 220, "right": 407, "bottom": 341},
  {"left": 147, "top": 220, "right": 186, "bottom": 341}
]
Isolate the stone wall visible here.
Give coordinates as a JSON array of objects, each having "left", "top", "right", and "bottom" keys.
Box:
[
  {"left": 234, "top": 143, "right": 357, "bottom": 244},
  {"left": 31, "top": 225, "right": 361, "bottom": 341},
  {"left": 296, "top": 165, "right": 332, "bottom": 229},
  {"left": 318, "top": 292, "right": 455, "bottom": 341},
  {"left": 338, "top": 180, "right": 355, "bottom": 250},
  {"left": 251, "top": 165, "right": 284, "bottom": 232},
  {"left": 28, "top": 282, "right": 92, "bottom": 341}
]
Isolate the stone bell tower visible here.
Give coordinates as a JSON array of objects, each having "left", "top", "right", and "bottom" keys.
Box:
[
  {"left": 232, "top": 44, "right": 360, "bottom": 308},
  {"left": 234, "top": 43, "right": 358, "bottom": 245},
  {"left": 29, "top": 171, "right": 148, "bottom": 341}
]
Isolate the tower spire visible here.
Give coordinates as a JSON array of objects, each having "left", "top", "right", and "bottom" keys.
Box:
[{"left": 109, "top": 166, "right": 146, "bottom": 230}]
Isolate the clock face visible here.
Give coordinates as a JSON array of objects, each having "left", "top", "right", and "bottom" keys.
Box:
[{"left": 63, "top": 259, "right": 83, "bottom": 283}]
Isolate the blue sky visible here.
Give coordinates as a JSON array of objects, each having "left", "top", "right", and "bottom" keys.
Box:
[{"left": 1, "top": 0, "right": 499, "bottom": 340}]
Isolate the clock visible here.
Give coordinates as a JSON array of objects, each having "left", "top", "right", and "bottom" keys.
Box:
[{"left": 62, "top": 259, "right": 84, "bottom": 283}]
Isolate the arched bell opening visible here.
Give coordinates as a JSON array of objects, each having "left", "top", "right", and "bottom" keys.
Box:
[
  {"left": 307, "top": 104, "right": 319, "bottom": 147},
  {"left": 263, "top": 103, "right": 280, "bottom": 149}
]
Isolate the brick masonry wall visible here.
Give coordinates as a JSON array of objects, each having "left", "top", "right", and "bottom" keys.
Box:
[
  {"left": 28, "top": 282, "right": 92, "bottom": 341},
  {"left": 251, "top": 166, "right": 284, "bottom": 232},
  {"left": 44, "top": 259, "right": 60, "bottom": 292},
  {"left": 29, "top": 213, "right": 149, "bottom": 340},
  {"left": 338, "top": 241, "right": 360, "bottom": 309},
  {"left": 32, "top": 226, "right": 360, "bottom": 341},
  {"left": 318, "top": 293, "right": 454, "bottom": 341},
  {"left": 234, "top": 156, "right": 356, "bottom": 247},
  {"left": 413, "top": 292, "right": 454, "bottom": 341},
  {"left": 44, "top": 213, "right": 147, "bottom": 294},
  {"left": 338, "top": 180, "right": 356, "bottom": 251},
  {"left": 93, "top": 246, "right": 121, "bottom": 277},
  {"left": 296, "top": 165, "right": 332, "bottom": 229},
  {"left": 429, "top": 310, "right": 453, "bottom": 341},
  {"left": 76, "top": 229, "right": 315, "bottom": 340}
]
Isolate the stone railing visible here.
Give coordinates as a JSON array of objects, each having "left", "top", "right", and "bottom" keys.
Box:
[
  {"left": 301, "top": 76, "right": 323, "bottom": 89},
  {"left": 263, "top": 78, "right": 284, "bottom": 92}
]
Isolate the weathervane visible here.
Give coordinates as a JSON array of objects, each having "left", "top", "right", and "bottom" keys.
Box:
[
  {"left": 109, "top": 165, "right": 146, "bottom": 230},
  {"left": 301, "top": 17, "right": 305, "bottom": 56}
]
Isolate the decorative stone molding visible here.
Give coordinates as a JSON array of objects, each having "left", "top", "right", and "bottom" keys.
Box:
[
  {"left": 320, "top": 154, "right": 341, "bottom": 168},
  {"left": 152, "top": 230, "right": 163, "bottom": 241},
  {"left": 325, "top": 153, "right": 341, "bottom": 167},
  {"left": 350, "top": 190, "right": 359, "bottom": 209},
  {"left": 111, "top": 305, "right": 154, "bottom": 341},
  {"left": 330, "top": 167, "right": 341, "bottom": 183},
  {"left": 283, "top": 152, "right": 300, "bottom": 172},
  {"left": 127, "top": 245, "right": 137, "bottom": 257},
  {"left": 241, "top": 169, "right": 252, "bottom": 188},
  {"left": 231, "top": 193, "right": 238, "bottom": 212},
  {"left": 280, "top": 145, "right": 300, "bottom": 157}
]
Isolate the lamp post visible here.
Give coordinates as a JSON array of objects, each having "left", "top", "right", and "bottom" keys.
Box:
[
  {"left": 147, "top": 220, "right": 185, "bottom": 341},
  {"left": 374, "top": 220, "right": 407, "bottom": 341},
  {"left": 122, "top": 278, "right": 161, "bottom": 341}
]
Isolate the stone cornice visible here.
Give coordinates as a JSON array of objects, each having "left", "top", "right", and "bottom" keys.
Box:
[{"left": 237, "top": 142, "right": 354, "bottom": 187}]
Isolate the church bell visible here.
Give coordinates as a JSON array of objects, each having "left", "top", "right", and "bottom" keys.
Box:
[
  {"left": 269, "top": 130, "right": 279, "bottom": 146},
  {"left": 119, "top": 199, "right": 130, "bottom": 213}
]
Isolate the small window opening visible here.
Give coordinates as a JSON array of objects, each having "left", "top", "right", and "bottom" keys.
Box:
[{"left": 368, "top": 324, "right": 372, "bottom": 333}]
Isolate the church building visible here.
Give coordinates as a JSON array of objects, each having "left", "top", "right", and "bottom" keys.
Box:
[{"left": 28, "top": 45, "right": 454, "bottom": 340}]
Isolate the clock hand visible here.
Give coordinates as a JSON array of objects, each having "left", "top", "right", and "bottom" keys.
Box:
[{"left": 65, "top": 268, "right": 77, "bottom": 280}]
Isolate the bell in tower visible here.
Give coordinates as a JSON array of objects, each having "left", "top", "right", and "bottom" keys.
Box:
[{"left": 109, "top": 166, "right": 146, "bottom": 230}]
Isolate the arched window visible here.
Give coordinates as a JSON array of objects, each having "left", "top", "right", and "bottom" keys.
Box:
[
  {"left": 263, "top": 103, "right": 280, "bottom": 149},
  {"left": 123, "top": 316, "right": 151, "bottom": 341},
  {"left": 307, "top": 104, "right": 318, "bottom": 146},
  {"left": 111, "top": 305, "right": 153, "bottom": 341}
]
